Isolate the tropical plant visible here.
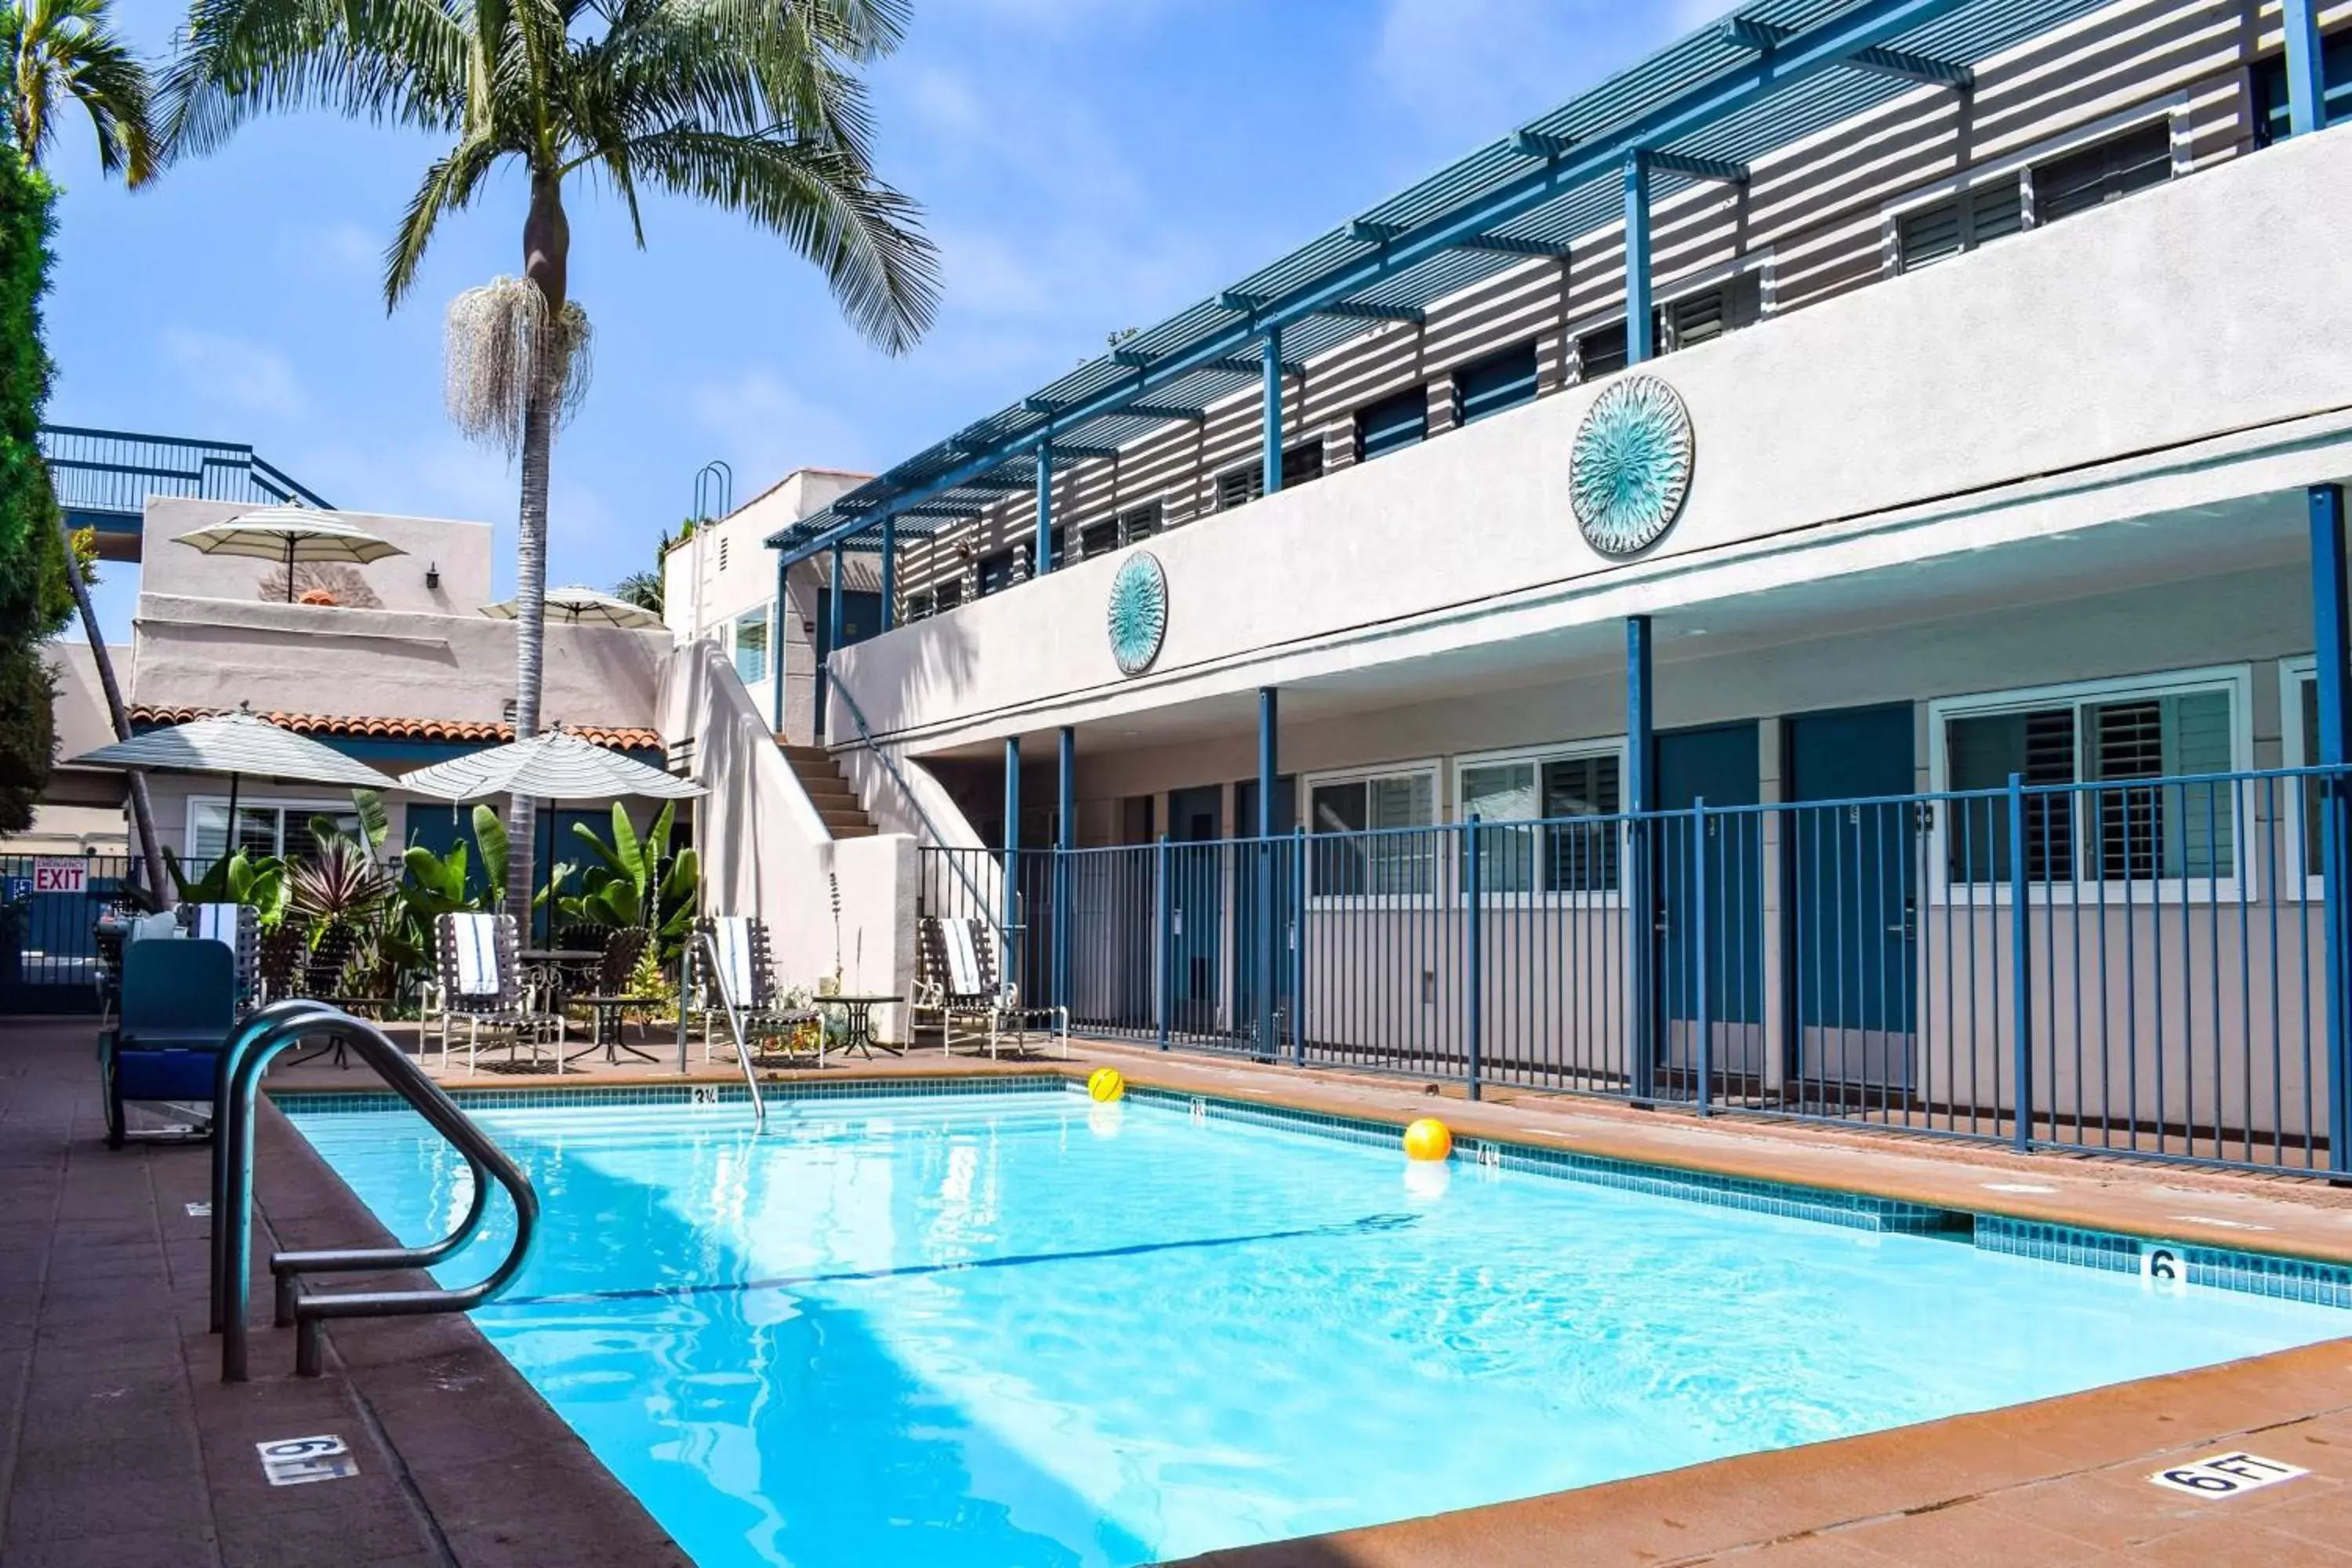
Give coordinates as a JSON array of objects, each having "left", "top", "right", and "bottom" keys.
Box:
[
  {"left": 286, "top": 833, "right": 390, "bottom": 930},
  {"left": 161, "top": 0, "right": 940, "bottom": 924},
  {"left": 550, "top": 800, "right": 696, "bottom": 959},
  {"left": 4, "top": 0, "right": 155, "bottom": 183},
  {"left": 165, "top": 846, "right": 289, "bottom": 925},
  {"left": 613, "top": 567, "right": 661, "bottom": 615},
  {"left": 399, "top": 804, "right": 507, "bottom": 923}
]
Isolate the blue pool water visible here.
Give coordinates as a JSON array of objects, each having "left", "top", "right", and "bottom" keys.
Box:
[{"left": 292, "top": 1090, "right": 2350, "bottom": 1566}]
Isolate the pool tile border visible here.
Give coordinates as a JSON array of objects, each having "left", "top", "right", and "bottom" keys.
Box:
[{"left": 278, "top": 1073, "right": 2352, "bottom": 1308}]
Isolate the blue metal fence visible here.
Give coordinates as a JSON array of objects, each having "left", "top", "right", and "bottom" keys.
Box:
[
  {"left": 0, "top": 855, "right": 136, "bottom": 1013},
  {"left": 920, "top": 764, "right": 2347, "bottom": 1174}
]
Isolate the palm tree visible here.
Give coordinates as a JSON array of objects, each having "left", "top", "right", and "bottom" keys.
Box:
[
  {"left": 159, "top": 0, "right": 938, "bottom": 918},
  {"left": 613, "top": 568, "right": 662, "bottom": 615},
  {"left": 4, "top": 0, "right": 155, "bottom": 183},
  {"left": 4, "top": 2, "right": 168, "bottom": 898}
]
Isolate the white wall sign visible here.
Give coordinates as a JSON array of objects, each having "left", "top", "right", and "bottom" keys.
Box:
[
  {"left": 31, "top": 858, "right": 86, "bottom": 894},
  {"left": 2147, "top": 1451, "right": 2308, "bottom": 1499}
]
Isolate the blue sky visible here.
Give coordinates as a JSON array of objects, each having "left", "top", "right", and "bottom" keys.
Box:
[{"left": 50, "top": 0, "right": 1731, "bottom": 641}]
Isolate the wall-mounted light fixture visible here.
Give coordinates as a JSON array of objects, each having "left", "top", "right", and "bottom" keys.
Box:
[{"left": 425, "top": 561, "right": 441, "bottom": 590}]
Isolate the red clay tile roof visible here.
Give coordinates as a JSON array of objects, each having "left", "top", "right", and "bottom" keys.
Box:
[{"left": 126, "top": 706, "right": 662, "bottom": 751}]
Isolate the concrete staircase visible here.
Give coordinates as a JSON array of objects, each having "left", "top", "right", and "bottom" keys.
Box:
[{"left": 779, "top": 742, "right": 877, "bottom": 840}]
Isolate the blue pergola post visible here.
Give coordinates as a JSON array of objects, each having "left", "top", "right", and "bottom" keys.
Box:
[
  {"left": 769, "top": 550, "right": 787, "bottom": 735},
  {"left": 1626, "top": 614, "right": 1656, "bottom": 1099},
  {"left": 1003, "top": 736, "right": 1022, "bottom": 997},
  {"left": 880, "top": 515, "right": 897, "bottom": 633},
  {"left": 1624, "top": 151, "right": 1654, "bottom": 365},
  {"left": 1256, "top": 686, "right": 1278, "bottom": 1058},
  {"left": 1261, "top": 328, "right": 1284, "bottom": 498},
  {"left": 2310, "top": 483, "right": 2352, "bottom": 1174},
  {"left": 1034, "top": 441, "right": 1055, "bottom": 577},
  {"left": 2286, "top": 0, "right": 2328, "bottom": 137},
  {"left": 1055, "top": 725, "right": 1075, "bottom": 1016}
]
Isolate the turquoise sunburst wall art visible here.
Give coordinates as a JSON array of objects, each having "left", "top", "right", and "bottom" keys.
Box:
[
  {"left": 1569, "top": 374, "right": 1693, "bottom": 557},
  {"left": 1105, "top": 551, "right": 1168, "bottom": 676}
]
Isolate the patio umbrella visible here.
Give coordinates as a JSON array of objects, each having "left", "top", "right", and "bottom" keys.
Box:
[
  {"left": 478, "top": 585, "right": 664, "bottom": 630},
  {"left": 67, "top": 705, "right": 398, "bottom": 861},
  {"left": 173, "top": 507, "right": 406, "bottom": 603},
  {"left": 396, "top": 728, "right": 702, "bottom": 804}
]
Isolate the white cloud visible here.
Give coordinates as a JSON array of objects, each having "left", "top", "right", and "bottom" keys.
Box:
[
  {"left": 160, "top": 327, "right": 310, "bottom": 420},
  {"left": 687, "top": 368, "right": 880, "bottom": 490}
]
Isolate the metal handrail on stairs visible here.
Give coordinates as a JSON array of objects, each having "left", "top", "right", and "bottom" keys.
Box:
[
  {"left": 825, "top": 677, "right": 1004, "bottom": 934},
  {"left": 209, "top": 1001, "right": 539, "bottom": 1381}
]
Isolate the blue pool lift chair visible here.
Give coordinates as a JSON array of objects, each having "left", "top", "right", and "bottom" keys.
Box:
[{"left": 102, "top": 935, "right": 239, "bottom": 1148}]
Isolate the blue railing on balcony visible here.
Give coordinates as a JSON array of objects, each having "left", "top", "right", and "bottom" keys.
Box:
[
  {"left": 39, "top": 424, "right": 332, "bottom": 557},
  {"left": 921, "top": 764, "right": 2348, "bottom": 1176}
]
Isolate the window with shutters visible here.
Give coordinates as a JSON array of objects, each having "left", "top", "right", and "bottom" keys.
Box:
[
  {"left": 1933, "top": 671, "right": 2246, "bottom": 897},
  {"left": 1119, "top": 499, "right": 1163, "bottom": 543},
  {"left": 933, "top": 577, "right": 963, "bottom": 613},
  {"left": 1577, "top": 321, "right": 1628, "bottom": 380},
  {"left": 2031, "top": 120, "right": 2172, "bottom": 226},
  {"left": 1218, "top": 446, "right": 1324, "bottom": 510},
  {"left": 1353, "top": 386, "right": 1428, "bottom": 463},
  {"left": 904, "top": 590, "right": 935, "bottom": 622},
  {"left": 1280, "top": 440, "right": 1324, "bottom": 488},
  {"left": 1454, "top": 341, "right": 1539, "bottom": 425},
  {"left": 2281, "top": 660, "right": 2338, "bottom": 893},
  {"left": 1078, "top": 518, "right": 1120, "bottom": 558},
  {"left": 1456, "top": 742, "right": 1624, "bottom": 899},
  {"left": 1896, "top": 177, "right": 2026, "bottom": 272},
  {"left": 1215, "top": 463, "right": 1261, "bottom": 511},
  {"left": 1305, "top": 763, "right": 1439, "bottom": 899},
  {"left": 731, "top": 604, "right": 770, "bottom": 684}
]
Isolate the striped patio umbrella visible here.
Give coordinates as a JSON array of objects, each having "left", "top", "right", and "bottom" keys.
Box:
[
  {"left": 67, "top": 706, "right": 397, "bottom": 850},
  {"left": 395, "top": 728, "right": 702, "bottom": 804},
  {"left": 478, "top": 585, "right": 663, "bottom": 630},
  {"left": 172, "top": 507, "right": 405, "bottom": 602}
]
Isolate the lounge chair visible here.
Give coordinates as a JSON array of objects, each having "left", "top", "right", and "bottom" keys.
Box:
[
  {"left": 102, "top": 935, "right": 238, "bottom": 1147},
  {"left": 428, "top": 913, "right": 565, "bottom": 1075},
  {"left": 695, "top": 916, "right": 820, "bottom": 1065},
  {"left": 911, "top": 916, "right": 1069, "bottom": 1059}
]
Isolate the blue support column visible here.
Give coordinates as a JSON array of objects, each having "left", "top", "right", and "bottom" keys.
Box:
[
  {"left": 1034, "top": 441, "right": 1055, "bottom": 577},
  {"left": 1257, "top": 686, "right": 1278, "bottom": 1058},
  {"left": 769, "top": 551, "right": 787, "bottom": 735},
  {"left": 1261, "top": 328, "right": 1284, "bottom": 498},
  {"left": 880, "top": 515, "right": 897, "bottom": 632},
  {"left": 1055, "top": 725, "right": 1075, "bottom": 1015},
  {"left": 2310, "top": 483, "right": 2352, "bottom": 1174},
  {"left": 1626, "top": 614, "right": 1656, "bottom": 1099},
  {"left": 1003, "top": 736, "right": 1022, "bottom": 998},
  {"left": 2285, "top": 0, "right": 2328, "bottom": 138},
  {"left": 1624, "top": 151, "right": 1654, "bottom": 365}
]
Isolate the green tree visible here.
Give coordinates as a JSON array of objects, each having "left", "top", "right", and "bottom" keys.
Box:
[
  {"left": 161, "top": 0, "right": 939, "bottom": 919},
  {"left": 3, "top": 0, "right": 156, "bottom": 184}
]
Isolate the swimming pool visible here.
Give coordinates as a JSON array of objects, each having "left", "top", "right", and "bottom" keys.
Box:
[{"left": 289, "top": 1083, "right": 2352, "bottom": 1567}]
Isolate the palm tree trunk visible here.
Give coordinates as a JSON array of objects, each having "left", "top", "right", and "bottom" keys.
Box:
[
  {"left": 503, "top": 172, "right": 568, "bottom": 927},
  {"left": 54, "top": 511, "right": 169, "bottom": 906}
]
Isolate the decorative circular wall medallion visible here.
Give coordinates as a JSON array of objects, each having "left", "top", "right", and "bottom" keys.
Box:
[
  {"left": 1105, "top": 550, "right": 1168, "bottom": 676},
  {"left": 1570, "top": 374, "right": 1694, "bottom": 557}
]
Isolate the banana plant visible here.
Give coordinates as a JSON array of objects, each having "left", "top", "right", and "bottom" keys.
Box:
[
  {"left": 164, "top": 847, "right": 290, "bottom": 927},
  {"left": 554, "top": 800, "right": 699, "bottom": 960},
  {"left": 398, "top": 803, "right": 507, "bottom": 920}
]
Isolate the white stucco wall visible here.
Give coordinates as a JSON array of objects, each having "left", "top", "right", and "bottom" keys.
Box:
[{"left": 832, "top": 122, "right": 2352, "bottom": 752}]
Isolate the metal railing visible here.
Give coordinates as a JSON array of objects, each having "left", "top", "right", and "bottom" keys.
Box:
[
  {"left": 679, "top": 929, "right": 767, "bottom": 1132},
  {"left": 210, "top": 1002, "right": 539, "bottom": 1380},
  {"left": 922, "top": 764, "right": 2349, "bottom": 1175},
  {"left": 39, "top": 423, "right": 332, "bottom": 521}
]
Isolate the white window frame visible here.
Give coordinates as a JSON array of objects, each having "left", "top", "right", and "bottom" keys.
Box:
[
  {"left": 1453, "top": 739, "right": 1628, "bottom": 907},
  {"left": 185, "top": 793, "right": 358, "bottom": 862},
  {"left": 732, "top": 601, "right": 772, "bottom": 685},
  {"left": 1925, "top": 665, "right": 2255, "bottom": 905},
  {"left": 1302, "top": 760, "right": 1442, "bottom": 907},
  {"left": 1878, "top": 93, "right": 2192, "bottom": 275},
  {"left": 2281, "top": 656, "right": 2328, "bottom": 900}
]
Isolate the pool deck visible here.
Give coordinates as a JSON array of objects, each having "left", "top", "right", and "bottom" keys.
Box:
[{"left": 12, "top": 1011, "right": 2352, "bottom": 1564}]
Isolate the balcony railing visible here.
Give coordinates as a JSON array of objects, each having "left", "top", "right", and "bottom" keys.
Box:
[
  {"left": 921, "top": 764, "right": 2352, "bottom": 1175},
  {"left": 40, "top": 424, "right": 332, "bottom": 521}
]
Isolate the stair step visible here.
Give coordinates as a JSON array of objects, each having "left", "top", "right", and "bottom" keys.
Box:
[{"left": 776, "top": 739, "right": 878, "bottom": 841}]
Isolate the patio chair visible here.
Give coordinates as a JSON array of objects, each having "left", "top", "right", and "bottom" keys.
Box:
[
  {"left": 430, "top": 912, "right": 565, "bottom": 1075},
  {"left": 178, "top": 902, "right": 260, "bottom": 1014},
  {"left": 696, "top": 916, "right": 821, "bottom": 1065},
  {"left": 101, "top": 935, "right": 238, "bottom": 1148},
  {"left": 572, "top": 925, "right": 660, "bottom": 1047},
  {"left": 911, "top": 916, "right": 1069, "bottom": 1059}
]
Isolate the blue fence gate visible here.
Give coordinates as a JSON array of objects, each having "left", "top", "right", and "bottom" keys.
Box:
[{"left": 1, "top": 855, "right": 133, "bottom": 1014}]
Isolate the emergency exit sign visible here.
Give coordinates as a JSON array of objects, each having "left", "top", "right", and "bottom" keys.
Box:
[{"left": 31, "top": 858, "right": 86, "bottom": 894}]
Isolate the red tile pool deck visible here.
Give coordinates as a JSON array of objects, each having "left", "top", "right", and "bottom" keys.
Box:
[{"left": 11, "top": 1013, "right": 2352, "bottom": 1565}]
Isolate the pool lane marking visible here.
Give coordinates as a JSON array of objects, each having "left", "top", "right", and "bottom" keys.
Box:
[{"left": 485, "top": 1211, "right": 1423, "bottom": 1309}]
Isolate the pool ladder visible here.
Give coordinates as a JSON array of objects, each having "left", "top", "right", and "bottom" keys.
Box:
[
  {"left": 677, "top": 929, "right": 769, "bottom": 1134},
  {"left": 207, "top": 1001, "right": 541, "bottom": 1381}
]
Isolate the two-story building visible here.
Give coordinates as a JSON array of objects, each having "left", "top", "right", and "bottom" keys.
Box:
[{"left": 745, "top": 0, "right": 2352, "bottom": 1173}]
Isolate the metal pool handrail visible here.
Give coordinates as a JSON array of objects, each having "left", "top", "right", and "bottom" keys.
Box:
[
  {"left": 691, "top": 927, "right": 768, "bottom": 1134},
  {"left": 209, "top": 1004, "right": 539, "bottom": 1381}
]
